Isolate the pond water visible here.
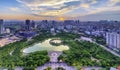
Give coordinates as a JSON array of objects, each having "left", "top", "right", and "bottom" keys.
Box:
[{"left": 23, "top": 39, "right": 69, "bottom": 53}]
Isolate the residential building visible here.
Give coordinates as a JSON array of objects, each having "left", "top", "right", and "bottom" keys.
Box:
[{"left": 106, "top": 32, "right": 120, "bottom": 49}]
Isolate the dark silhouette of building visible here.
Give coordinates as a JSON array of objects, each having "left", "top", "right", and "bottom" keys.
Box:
[
  {"left": 42, "top": 20, "right": 48, "bottom": 24},
  {"left": 31, "top": 20, "right": 35, "bottom": 29},
  {"left": 25, "top": 19, "right": 30, "bottom": 31},
  {"left": 0, "top": 19, "right": 4, "bottom": 34}
]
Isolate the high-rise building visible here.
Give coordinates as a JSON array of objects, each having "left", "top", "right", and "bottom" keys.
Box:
[
  {"left": 42, "top": 20, "right": 48, "bottom": 24},
  {"left": 0, "top": 19, "right": 4, "bottom": 34},
  {"left": 106, "top": 32, "right": 120, "bottom": 49},
  {"left": 25, "top": 20, "right": 30, "bottom": 31},
  {"left": 31, "top": 20, "right": 35, "bottom": 29}
]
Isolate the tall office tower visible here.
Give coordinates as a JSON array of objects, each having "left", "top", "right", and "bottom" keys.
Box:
[
  {"left": 31, "top": 20, "right": 35, "bottom": 29},
  {"left": 0, "top": 19, "right": 4, "bottom": 34},
  {"left": 106, "top": 32, "right": 120, "bottom": 49},
  {"left": 25, "top": 20, "right": 30, "bottom": 31},
  {"left": 42, "top": 20, "right": 48, "bottom": 24}
]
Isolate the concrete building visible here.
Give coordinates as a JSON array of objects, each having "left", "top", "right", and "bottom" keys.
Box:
[
  {"left": 18, "top": 31, "right": 36, "bottom": 39},
  {"left": 106, "top": 32, "right": 120, "bottom": 49},
  {"left": 31, "top": 20, "right": 36, "bottom": 29},
  {"left": 5, "top": 28, "right": 11, "bottom": 34},
  {"left": 25, "top": 19, "right": 31, "bottom": 31},
  {"left": 0, "top": 19, "right": 4, "bottom": 34}
]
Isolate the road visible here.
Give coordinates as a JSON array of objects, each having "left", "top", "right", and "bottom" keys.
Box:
[
  {"left": 79, "top": 36, "right": 120, "bottom": 57},
  {"left": 93, "top": 41, "right": 120, "bottom": 57}
]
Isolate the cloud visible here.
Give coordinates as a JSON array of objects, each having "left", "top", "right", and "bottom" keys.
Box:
[
  {"left": 16, "top": 0, "right": 120, "bottom": 17},
  {"left": 9, "top": 7, "right": 20, "bottom": 12},
  {"left": 16, "top": 0, "right": 81, "bottom": 16},
  {"left": 77, "top": 10, "right": 120, "bottom": 21},
  {"left": 80, "top": 4, "right": 90, "bottom": 8},
  {"left": 108, "top": 0, "right": 120, "bottom": 6}
]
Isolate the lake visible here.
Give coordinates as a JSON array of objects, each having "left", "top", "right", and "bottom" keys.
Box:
[{"left": 23, "top": 39, "right": 69, "bottom": 53}]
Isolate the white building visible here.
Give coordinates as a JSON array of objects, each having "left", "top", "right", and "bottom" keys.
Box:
[
  {"left": 80, "top": 36, "right": 93, "bottom": 42},
  {"left": 106, "top": 32, "right": 120, "bottom": 49},
  {"left": 50, "top": 28, "right": 55, "bottom": 33}
]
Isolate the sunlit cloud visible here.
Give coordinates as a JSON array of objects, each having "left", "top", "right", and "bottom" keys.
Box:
[
  {"left": 69, "top": 0, "right": 120, "bottom": 17},
  {"left": 0, "top": 0, "right": 120, "bottom": 20},
  {"left": 80, "top": 4, "right": 90, "bottom": 8},
  {"left": 9, "top": 7, "right": 21, "bottom": 12},
  {"left": 16, "top": 0, "right": 81, "bottom": 16},
  {"left": 16, "top": 0, "right": 120, "bottom": 17}
]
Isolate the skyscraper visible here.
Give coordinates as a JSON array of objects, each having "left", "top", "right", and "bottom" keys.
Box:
[
  {"left": 25, "top": 19, "right": 30, "bottom": 31},
  {"left": 106, "top": 32, "right": 120, "bottom": 49},
  {"left": 31, "top": 20, "right": 35, "bottom": 29},
  {"left": 0, "top": 19, "right": 4, "bottom": 34}
]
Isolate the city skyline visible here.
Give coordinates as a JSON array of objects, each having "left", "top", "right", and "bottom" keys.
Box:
[{"left": 0, "top": 0, "right": 120, "bottom": 20}]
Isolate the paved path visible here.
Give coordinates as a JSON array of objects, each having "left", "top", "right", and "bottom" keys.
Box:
[
  {"left": 36, "top": 51, "right": 76, "bottom": 70},
  {"left": 94, "top": 42, "right": 120, "bottom": 57},
  {"left": 15, "top": 67, "right": 23, "bottom": 70},
  {"left": 48, "top": 51, "right": 62, "bottom": 62},
  {"left": 36, "top": 62, "right": 76, "bottom": 70},
  {"left": 79, "top": 37, "right": 120, "bottom": 57}
]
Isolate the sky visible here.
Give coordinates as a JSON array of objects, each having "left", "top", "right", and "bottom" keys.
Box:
[{"left": 0, "top": 0, "right": 120, "bottom": 21}]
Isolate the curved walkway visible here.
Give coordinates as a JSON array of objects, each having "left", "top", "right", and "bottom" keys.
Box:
[
  {"left": 78, "top": 36, "right": 120, "bottom": 57},
  {"left": 94, "top": 42, "right": 120, "bottom": 57}
]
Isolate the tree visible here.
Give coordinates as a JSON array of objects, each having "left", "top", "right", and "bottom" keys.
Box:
[
  {"left": 44, "top": 67, "right": 52, "bottom": 70},
  {"left": 55, "top": 67, "right": 65, "bottom": 70}
]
